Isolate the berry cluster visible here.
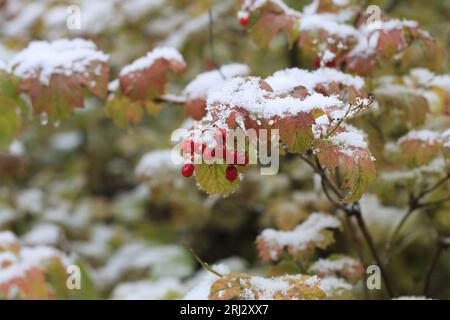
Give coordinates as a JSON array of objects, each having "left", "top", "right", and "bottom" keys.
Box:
[{"left": 180, "top": 128, "right": 249, "bottom": 182}]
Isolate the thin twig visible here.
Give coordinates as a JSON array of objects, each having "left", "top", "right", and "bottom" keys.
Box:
[
  {"left": 189, "top": 248, "right": 223, "bottom": 277},
  {"left": 424, "top": 240, "right": 447, "bottom": 296},
  {"left": 344, "top": 213, "right": 369, "bottom": 299}
]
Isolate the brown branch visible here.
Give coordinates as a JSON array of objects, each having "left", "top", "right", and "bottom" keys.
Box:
[
  {"left": 352, "top": 207, "right": 395, "bottom": 298},
  {"left": 424, "top": 238, "right": 448, "bottom": 296}
]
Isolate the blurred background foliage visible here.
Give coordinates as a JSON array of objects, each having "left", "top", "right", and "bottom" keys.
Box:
[{"left": 0, "top": 0, "right": 449, "bottom": 299}]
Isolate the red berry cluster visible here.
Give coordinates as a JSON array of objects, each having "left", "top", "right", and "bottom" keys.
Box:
[{"left": 180, "top": 128, "right": 249, "bottom": 182}]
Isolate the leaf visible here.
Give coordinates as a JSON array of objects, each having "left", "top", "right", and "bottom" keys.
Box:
[
  {"left": 314, "top": 127, "right": 376, "bottom": 203},
  {"left": 23, "top": 74, "right": 84, "bottom": 121},
  {"left": 276, "top": 112, "right": 316, "bottom": 153},
  {"left": 256, "top": 212, "right": 341, "bottom": 262},
  {"left": 10, "top": 39, "right": 110, "bottom": 121},
  {"left": 105, "top": 94, "right": 144, "bottom": 128},
  {"left": 0, "top": 96, "right": 21, "bottom": 148},
  {"left": 249, "top": 3, "right": 299, "bottom": 48},
  {"left": 194, "top": 163, "right": 241, "bottom": 196},
  {"left": 308, "top": 255, "right": 364, "bottom": 283},
  {"left": 398, "top": 131, "right": 443, "bottom": 167},
  {"left": 119, "top": 49, "right": 185, "bottom": 101},
  {"left": 184, "top": 98, "right": 207, "bottom": 121},
  {"left": 209, "top": 272, "right": 326, "bottom": 300}
]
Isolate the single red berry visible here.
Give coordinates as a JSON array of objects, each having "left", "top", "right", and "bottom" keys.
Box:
[
  {"left": 194, "top": 142, "right": 206, "bottom": 154},
  {"left": 313, "top": 57, "right": 321, "bottom": 69},
  {"left": 225, "top": 165, "right": 238, "bottom": 182},
  {"left": 239, "top": 17, "right": 250, "bottom": 27},
  {"left": 325, "top": 59, "right": 336, "bottom": 68},
  {"left": 181, "top": 163, "right": 194, "bottom": 177},
  {"left": 214, "top": 128, "right": 227, "bottom": 145},
  {"left": 181, "top": 139, "right": 194, "bottom": 155}
]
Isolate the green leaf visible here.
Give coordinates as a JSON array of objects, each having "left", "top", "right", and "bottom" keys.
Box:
[
  {"left": 194, "top": 163, "right": 241, "bottom": 196},
  {"left": 0, "top": 96, "right": 21, "bottom": 148}
]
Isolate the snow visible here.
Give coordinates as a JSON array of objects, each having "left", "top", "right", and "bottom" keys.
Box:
[
  {"left": 16, "top": 189, "right": 44, "bottom": 215},
  {"left": 50, "top": 131, "right": 83, "bottom": 151},
  {"left": 122, "top": 0, "right": 164, "bottom": 20},
  {"left": 160, "top": 1, "right": 234, "bottom": 49},
  {"left": 249, "top": 276, "right": 290, "bottom": 299},
  {"left": 398, "top": 130, "right": 441, "bottom": 144},
  {"left": 9, "top": 38, "right": 109, "bottom": 85},
  {"left": 2, "top": 2, "right": 46, "bottom": 37},
  {"left": 113, "top": 277, "right": 184, "bottom": 299},
  {"left": 319, "top": 277, "right": 352, "bottom": 295},
  {"left": 265, "top": 67, "right": 365, "bottom": 93},
  {"left": 93, "top": 242, "right": 192, "bottom": 289},
  {"left": 8, "top": 140, "right": 25, "bottom": 156},
  {"left": 184, "top": 264, "right": 230, "bottom": 300},
  {"left": 119, "top": 47, "right": 184, "bottom": 76},
  {"left": 359, "top": 194, "right": 405, "bottom": 232},
  {"left": 23, "top": 223, "right": 62, "bottom": 246},
  {"left": 207, "top": 77, "right": 342, "bottom": 122},
  {"left": 183, "top": 64, "right": 250, "bottom": 100},
  {"left": 135, "top": 149, "right": 183, "bottom": 178},
  {"left": 309, "top": 257, "right": 359, "bottom": 274},
  {"left": 258, "top": 212, "right": 341, "bottom": 259},
  {"left": 331, "top": 129, "right": 368, "bottom": 149},
  {"left": 0, "top": 231, "right": 18, "bottom": 248}
]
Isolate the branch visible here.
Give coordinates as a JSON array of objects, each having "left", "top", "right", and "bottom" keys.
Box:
[
  {"left": 353, "top": 207, "right": 395, "bottom": 298},
  {"left": 298, "top": 153, "right": 394, "bottom": 297},
  {"left": 384, "top": 174, "right": 450, "bottom": 261},
  {"left": 424, "top": 238, "right": 448, "bottom": 296}
]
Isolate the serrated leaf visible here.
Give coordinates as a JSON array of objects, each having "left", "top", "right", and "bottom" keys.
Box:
[{"left": 194, "top": 163, "right": 241, "bottom": 196}]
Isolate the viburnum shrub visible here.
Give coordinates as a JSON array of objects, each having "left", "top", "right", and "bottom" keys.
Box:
[{"left": 0, "top": 0, "right": 449, "bottom": 300}]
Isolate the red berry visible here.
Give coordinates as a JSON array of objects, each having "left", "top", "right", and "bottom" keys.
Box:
[
  {"left": 325, "top": 59, "right": 336, "bottom": 68},
  {"left": 239, "top": 17, "right": 250, "bottom": 27},
  {"left": 194, "top": 142, "right": 206, "bottom": 154},
  {"left": 313, "top": 57, "right": 321, "bottom": 69},
  {"left": 225, "top": 165, "right": 238, "bottom": 182},
  {"left": 214, "top": 128, "right": 227, "bottom": 145},
  {"left": 181, "top": 139, "right": 194, "bottom": 155},
  {"left": 181, "top": 163, "right": 194, "bottom": 177}
]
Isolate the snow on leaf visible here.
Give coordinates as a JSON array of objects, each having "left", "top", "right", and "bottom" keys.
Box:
[
  {"left": 314, "top": 125, "right": 376, "bottom": 202},
  {"left": 0, "top": 231, "right": 72, "bottom": 299},
  {"left": 209, "top": 272, "right": 326, "bottom": 300},
  {"left": 398, "top": 130, "right": 443, "bottom": 167},
  {"left": 9, "top": 39, "right": 109, "bottom": 121},
  {"left": 183, "top": 64, "right": 250, "bottom": 120},
  {"left": 308, "top": 255, "right": 364, "bottom": 283},
  {"left": 118, "top": 47, "right": 185, "bottom": 101},
  {"left": 248, "top": 2, "right": 299, "bottom": 47},
  {"left": 256, "top": 212, "right": 341, "bottom": 262}
]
